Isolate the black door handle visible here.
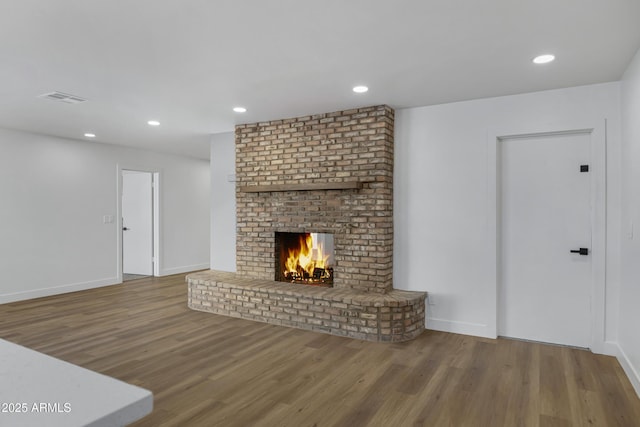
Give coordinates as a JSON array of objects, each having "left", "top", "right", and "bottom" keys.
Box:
[
  {"left": 570, "top": 248, "right": 589, "bottom": 256},
  {"left": 123, "top": 227, "right": 130, "bottom": 231}
]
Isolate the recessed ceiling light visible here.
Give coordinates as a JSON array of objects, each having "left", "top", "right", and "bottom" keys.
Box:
[
  {"left": 84, "top": 133, "right": 96, "bottom": 138},
  {"left": 533, "top": 54, "right": 555, "bottom": 64},
  {"left": 233, "top": 107, "right": 247, "bottom": 113},
  {"left": 147, "top": 120, "right": 160, "bottom": 126},
  {"left": 353, "top": 85, "right": 369, "bottom": 93}
]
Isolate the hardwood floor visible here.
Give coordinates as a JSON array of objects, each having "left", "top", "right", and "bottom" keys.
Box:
[{"left": 1, "top": 273, "right": 639, "bottom": 427}]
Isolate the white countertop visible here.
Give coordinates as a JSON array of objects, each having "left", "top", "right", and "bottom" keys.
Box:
[{"left": 0, "top": 339, "right": 153, "bottom": 427}]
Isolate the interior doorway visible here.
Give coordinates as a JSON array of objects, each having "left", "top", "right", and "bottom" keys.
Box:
[
  {"left": 121, "top": 170, "right": 159, "bottom": 281},
  {"left": 498, "top": 131, "right": 593, "bottom": 348}
]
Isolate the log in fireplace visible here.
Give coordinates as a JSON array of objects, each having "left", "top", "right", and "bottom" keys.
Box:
[{"left": 275, "top": 232, "right": 334, "bottom": 286}]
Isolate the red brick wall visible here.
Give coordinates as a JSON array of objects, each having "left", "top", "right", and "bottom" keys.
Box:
[{"left": 235, "top": 105, "right": 394, "bottom": 293}]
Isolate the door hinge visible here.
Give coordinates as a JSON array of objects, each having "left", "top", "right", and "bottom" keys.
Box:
[{"left": 580, "top": 165, "right": 589, "bottom": 172}]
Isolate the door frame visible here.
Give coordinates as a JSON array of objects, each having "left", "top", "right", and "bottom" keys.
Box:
[
  {"left": 116, "top": 165, "right": 161, "bottom": 282},
  {"left": 487, "top": 121, "right": 607, "bottom": 353}
]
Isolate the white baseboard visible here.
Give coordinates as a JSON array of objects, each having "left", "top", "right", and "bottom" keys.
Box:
[
  {"left": 159, "top": 263, "right": 209, "bottom": 276},
  {"left": 615, "top": 343, "right": 640, "bottom": 399},
  {"left": 591, "top": 340, "right": 619, "bottom": 357},
  {"left": 0, "top": 277, "right": 120, "bottom": 304},
  {"left": 426, "top": 317, "right": 495, "bottom": 339}
]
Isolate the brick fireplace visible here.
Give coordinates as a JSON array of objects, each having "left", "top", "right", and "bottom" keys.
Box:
[
  {"left": 234, "top": 104, "right": 395, "bottom": 293},
  {"left": 188, "top": 105, "right": 426, "bottom": 342}
]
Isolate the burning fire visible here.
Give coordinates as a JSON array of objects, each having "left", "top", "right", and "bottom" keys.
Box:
[{"left": 284, "top": 233, "right": 331, "bottom": 280}]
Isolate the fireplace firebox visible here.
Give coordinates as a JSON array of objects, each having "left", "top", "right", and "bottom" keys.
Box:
[{"left": 275, "top": 232, "right": 334, "bottom": 287}]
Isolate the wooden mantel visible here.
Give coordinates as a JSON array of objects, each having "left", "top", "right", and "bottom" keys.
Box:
[{"left": 238, "top": 180, "right": 365, "bottom": 193}]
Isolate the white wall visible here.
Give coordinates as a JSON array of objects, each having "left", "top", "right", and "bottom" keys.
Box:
[
  {"left": 394, "top": 82, "right": 621, "bottom": 349},
  {"left": 210, "top": 132, "right": 236, "bottom": 272},
  {"left": 0, "top": 127, "right": 210, "bottom": 303},
  {"left": 619, "top": 47, "right": 640, "bottom": 396}
]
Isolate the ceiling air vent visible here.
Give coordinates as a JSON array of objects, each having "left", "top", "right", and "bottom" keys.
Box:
[{"left": 38, "top": 91, "right": 87, "bottom": 104}]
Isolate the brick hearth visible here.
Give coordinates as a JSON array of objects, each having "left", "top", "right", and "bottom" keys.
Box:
[
  {"left": 188, "top": 270, "right": 425, "bottom": 342},
  {"left": 188, "top": 105, "right": 426, "bottom": 342}
]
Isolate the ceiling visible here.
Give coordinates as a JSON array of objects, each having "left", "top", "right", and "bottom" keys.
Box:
[{"left": 1, "top": 1, "right": 639, "bottom": 160}]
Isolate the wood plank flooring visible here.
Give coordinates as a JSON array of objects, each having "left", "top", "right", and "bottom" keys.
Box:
[{"left": 1, "top": 273, "right": 639, "bottom": 427}]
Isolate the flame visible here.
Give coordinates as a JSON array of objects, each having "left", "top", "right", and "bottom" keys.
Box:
[{"left": 284, "top": 233, "right": 330, "bottom": 278}]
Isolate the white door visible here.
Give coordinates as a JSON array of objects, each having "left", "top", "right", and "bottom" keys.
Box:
[
  {"left": 499, "top": 132, "right": 592, "bottom": 348},
  {"left": 122, "top": 171, "right": 153, "bottom": 276}
]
